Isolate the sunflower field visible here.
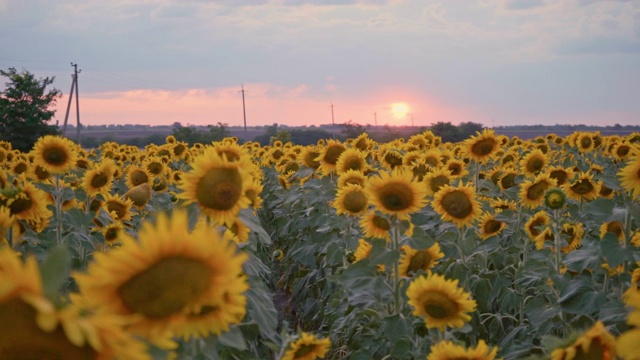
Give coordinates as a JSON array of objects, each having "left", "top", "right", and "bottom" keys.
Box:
[{"left": 1, "top": 129, "right": 640, "bottom": 359}]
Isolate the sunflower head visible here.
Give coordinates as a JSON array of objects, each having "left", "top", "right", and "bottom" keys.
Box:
[
  {"left": 333, "top": 184, "right": 369, "bottom": 216},
  {"left": 433, "top": 183, "right": 481, "bottom": 228},
  {"left": 520, "top": 148, "right": 547, "bottom": 177},
  {"left": 550, "top": 321, "right": 616, "bottom": 360},
  {"left": 464, "top": 128, "right": 499, "bottom": 163},
  {"left": 427, "top": 340, "right": 499, "bottom": 360},
  {"left": 281, "top": 332, "right": 331, "bottom": 360},
  {"left": 359, "top": 211, "right": 391, "bottom": 240},
  {"left": 32, "top": 135, "right": 78, "bottom": 175},
  {"left": 476, "top": 212, "right": 506, "bottom": 240},
  {"left": 544, "top": 188, "right": 567, "bottom": 210},
  {"left": 399, "top": 244, "right": 444, "bottom": 277},
  {"left": 365, "top": 169, "right": 427, "bottom": 218}
]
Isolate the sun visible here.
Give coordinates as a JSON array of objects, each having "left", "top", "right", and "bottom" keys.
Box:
[{"left": 391, "top": 102, "right": 409, "bottom": 119}]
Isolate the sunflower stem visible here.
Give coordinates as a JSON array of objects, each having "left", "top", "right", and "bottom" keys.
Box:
[
  {"left": 623, "top": 199, "right": 633, "bottom": 275},
  {"left": 552, "top": 208, "right": 562, "bottom": 275},
  {"left": 54, "top": 174, "right": 64, "bottom": 247},
  {"left": 392, "top": 224, "right": 402, "bottom": 315}
]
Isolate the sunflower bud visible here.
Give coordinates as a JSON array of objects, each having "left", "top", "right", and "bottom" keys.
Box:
[
  {"left": 544, "top": 188, "right": 566, "bottom": 210},
  {"left": 123, "top": 183, "right": 152, "bottom": 208},
  {"left": 272, "top": 249, "right": 284, "bottom": 261}
]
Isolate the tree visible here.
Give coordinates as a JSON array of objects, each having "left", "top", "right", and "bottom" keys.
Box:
[{"left": 0, "top": 67, "right": 62, "bottom": 152}]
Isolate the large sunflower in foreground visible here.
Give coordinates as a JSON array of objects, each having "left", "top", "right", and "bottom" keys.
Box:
[
  {"left": 550, "top": 321, "right": 616, "bottom": 360},
  {"left": 432, "top": 183, "right": 481, "bottom": 228},
  {"left": 365, "top": 169, "right": 427, "bottom": 219},
  {"left": 618, "top": 155, "right": 640, "bottom": 199},
  {"left": 178, "top": 147, "right": 252, "bottom": 225},
  {"left": 281, "top": 332, "right": 331, "bottom": 360},
  {"left": 31, "top": 135, "right": 78, "bottom": 175},
  {"left": 74, "top": 209, "right": 248, "bottom": 343},
  {"left": 0, "top": 249, "right": 149, "bottom": 360},
  {"left": 427, "top": 340, "right": 499, "bottom": 360},
  {"left": 399, "top": 244, "right": 444, "bottom": 277},
  {"left": 463, "top": 129, "right": 499, "bottom": 163},
  {"left": 406, "top": 273, "right": 477, "bottom": 331}
]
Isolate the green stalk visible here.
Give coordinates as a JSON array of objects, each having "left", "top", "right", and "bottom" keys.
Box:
[
  {"left": 54, "top": 174, "right": 64, "bottom": 247},
  {"left": 552, "top": 209, "right": 562, "bottom": 275},
  {"left": 623, "top": 200, "right": 633, "bottom": 275},
  {"left": 392, "top": 223, "right": 402, "bottom": 315}
]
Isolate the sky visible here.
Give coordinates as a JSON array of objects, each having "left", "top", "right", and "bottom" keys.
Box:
[{"left": 1, "top": 0, "right": 639, "bottom": 128}]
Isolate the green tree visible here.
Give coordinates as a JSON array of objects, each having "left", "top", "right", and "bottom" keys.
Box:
[{"left": 0, "top": 67, "right": 62, "bottom": 151}]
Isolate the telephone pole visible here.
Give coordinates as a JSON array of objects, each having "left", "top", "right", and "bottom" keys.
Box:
[
  {"left": 240, "top": 84, "right": 247, "bottom": 133},
  {"left": 374, "top": 111, "right": 377, "bottom": 127},
  {"left": 62, "top": 63, "right": 81, "bottom": 144},
  {"left": 330, "top": 102, "right": 335, "bottom": 125}
]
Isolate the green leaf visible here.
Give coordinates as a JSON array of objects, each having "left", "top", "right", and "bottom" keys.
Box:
[
  {"left": 239, "top": 209, "right": 272, "bottom": 245},
  {"left": 246, "top": 277, "right": 278, "bottom": 342},
  {"left": 600, "top": 232, "right": 633, "bottom": 268},
  {"left": 217, "top": 325, "right": 247, "bottom": 351},
  {"left": 583, "top": 198, "right": 616, "bottom": 218},
  {"left": 39, "top": 246, "right": 71, "bottom": 302},
  {"left": 384, "top": 314, "right": 410, "bottom": 343}
]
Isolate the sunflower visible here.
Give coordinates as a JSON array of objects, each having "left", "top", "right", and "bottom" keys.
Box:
[
  {"left": 81, "top": 160, "right": 116, "bottom": 197},
  {"left": 476, "top": 212, "right": 506, "bottom": 240},
  {"left": 433, "top": 183, "right": 482, "bottom": 228},
  {"left": 600, "top": 221, "right": 625, "bottom": 242},
  {"left": 575, "top": 132, "right": 595, "bottom": 153},
  {"left": 464, "top": 129, "right": 499, "bottom": 163},
  {"left": 406, "top": 273, "right": 477, "bottom": 331},
  {"left": 281, "top": 332, "right": 331, "bottom": 360},
  {"left": 379, "top": 148, "right": 404, "bottom": 170},
  {"left": 498, "top": 168, "right": 520, "bottom": 190},
  {"left": 524, "top": 211, "right": 550, "bottom": 240},
  {"left": 445, "top": 159, "right": 468, "bottom": 179},
  {"left": 9, "top": 158, "right": 29, "bottom": 176},
  {"left": 124, "top": 165, "right": 151, "bottom": 189},
  {"left": 102, "top": 193, "right": 134, "bottom": 221},
  {"left": 399, "top": 244, "right": 444, "bottom": 277},
  {"left": 547, "top": 166, "right": 575, "bottom": 187},
  {"left": 534, "top": 223, "right": 584, "bottom": 253},
  {"left": 490, "top": 198, "right": 517, "bottom": 211},
  {"left": 212, "top": 141, "right": 249, "bottom": 163},
  {"left": 359, "top": 211, "right": 391, "bottom": 241},
  {"left": 618, "top": 155, "right": 640, "bottom": 199},
  {"left": 2, "top": 181, "right": 50, "bottom": 222},
  {"left": 74, "top": 209, "right": 248, "bottom": 343},
  {"left": 335, "top": 148, "right": 368, "bottom": 175},
  {"left": 519, "top": 173, "right": 556, "bottom": 209},
  {"left": 519, "top": 149, "right": 547, "bottom": 177},
  {"left": 31, "top": 135, "right": 77, "bottom": 175},
  {"left": 550, "top": 321, "right": 616, "bottom": 360},
  {"left": 102, "top": 221, "right": 126, "bottom": 246},
  {"left": 365, "top": 169, "right": 427, "bottom": 219},
  {"left": 244, "top": 179, "right": 264, "bottom": 211},
  {"left": 316, "top": 139, "right": 346, "bottom": 174},
  {"left": 427, "top": 340, "right": 499, "bottom": 360},
  {"left": 564, "top": 172, "right": 600, "bottom": 202},
  {"left": 0, "top": 207, "right": 16, "bottom": 245},
  {"left": 333, "top": 184, "right": 369, "bottom": 216},
  {"left": 298, "top": 146, "right": 322, "bottom": 170},
  {"left": 28, "top": 163, "right": 52, "bottom": 183},
  {"left": 423, "top": 167, "right": 453, "bottom": 196},
  {"left": 178, "top": 147, "right": 252, "bottom": 226},
  {"left": 353, "top": 238, "right": 373, "bottom": 263}
]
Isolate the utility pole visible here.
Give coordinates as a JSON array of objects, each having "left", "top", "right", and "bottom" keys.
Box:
[
  {"left": 330, "top": 102, "right": 335, "bottom": 125},
  {"left": 411, "top": 115, "right": 414, "bottom": 127},
  {"left": 240, "top": 84, "right": 247, "bottom": 133},
  {"left": 374, "top": 111, "right": 377, "bottom": 127},
  {"left": 62, "top": 63, "right": 81, "bottom": 144}
]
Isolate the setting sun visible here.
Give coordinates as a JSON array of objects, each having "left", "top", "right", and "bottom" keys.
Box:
[{"left": 391, "top": 102, "right": 409, "bottom": 119}]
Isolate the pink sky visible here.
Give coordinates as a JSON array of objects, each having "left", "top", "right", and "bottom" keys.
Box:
[{"left": 55, "top": 83, "right": 480, "bottom": 128}]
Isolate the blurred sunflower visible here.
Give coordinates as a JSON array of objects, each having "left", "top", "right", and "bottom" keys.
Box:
[
  {"left": 490, "top": 198, "right": 517, "bottom": 212},
  {"left": 524, "top": 211, "right": 550, "bottom": 240},
  {"left": 0, "top": 249, "right": 149, "bottom": 360},
  {"left": 213, "top": 141, "right": 249, "bottom": 163},
  {"left": 423, "top": 167, "right": 453, "bottom": 196},
  {"left": 402, "top": 150, "right": 423, "bottom": 167},
  {"left": 123, "top": 183, "right": 152, "bottom": 209},
  {"left": 519, "top": 148, "right": 547, "bottom": 177},
  {"left": 178, "top": 147, "right": 252, "bottom": 226},
  {"left": 618, "top": 155, "right": 640, "bottom": 199},
  {"left": 564, "top": 172, "right": 600, "bottom": 202},
  {"left": 333, "top": 184, "right": 369, "bottom": 216},
  {"left": 464, "top": 128, "right": 499, "bottom": 163},
  {"left": 281, "top": 332, "right": 331, "bottom": 360},
  {"left": 359, "top": 211, "right": 391, "bottom": 241},
  {"left": 244, "top": 179, "right": 264, "bottom": 211},
  {"left": 427, "top": 340, "right": 499, "bottom": 360},
  {"left": 365, "top": 169, "right": 427, "bottom": 219},
  {"left": 612, "top": 142, "right": 632, "bottom": 161},
  {"left": 476, "top": 212, "right": 506, "bottom": 240},
  {"left": 433, "top": 183, "right": 481, "bottom": 228},
  {"left": 335, "top": 148, "right": 368, "bottom": 174},
  {"left": 406, "top": 273, "right": 477, "bottom": 331},
  {"left": 408, "top": 158, "right": 431, "bottom": 182},
  {"left": 31, "top": 135, "right": 78, "bottom": 175},
  {"left": 353, "top": 238, "right": 373, "bottom": 263},
  {"left": 28, "top": 163, "right": 51, "bottom": 183},
  {"left": 74, "top": 209, "right": 248, "bottom": 343},
  {"left": 379, "top": 148, "right": 404, "bottom": 170},
  {"left": 534, "top": 223, "right": 584, "bottom": 253},
  {"left": 550, "top": 321, "right": 616, "bottom": 360},
  {"left": 398, "top": 243, "right": 444, "bottom": 277},
  {"left": 9, "top": 158, "right": 29, "bottom": 176},
  {"left": 0, "top": 207, "right": 16, "bottom": 245},
  {"left": 445, "top": 159, "right": 468, "bottom": 179},
  {"left": 2, "top": 181, "right": 50, "bottom": 222},
  {"left": 519, "top": 173, "right": 556, "bottom": 209}
]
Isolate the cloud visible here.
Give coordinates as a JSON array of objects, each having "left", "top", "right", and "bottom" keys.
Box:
[
  {"left": 554, "top": 37, "right": 640, "bottom": 55},
  {"left": 503, "top": 0, "right": 546, "bottom": 10}
]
